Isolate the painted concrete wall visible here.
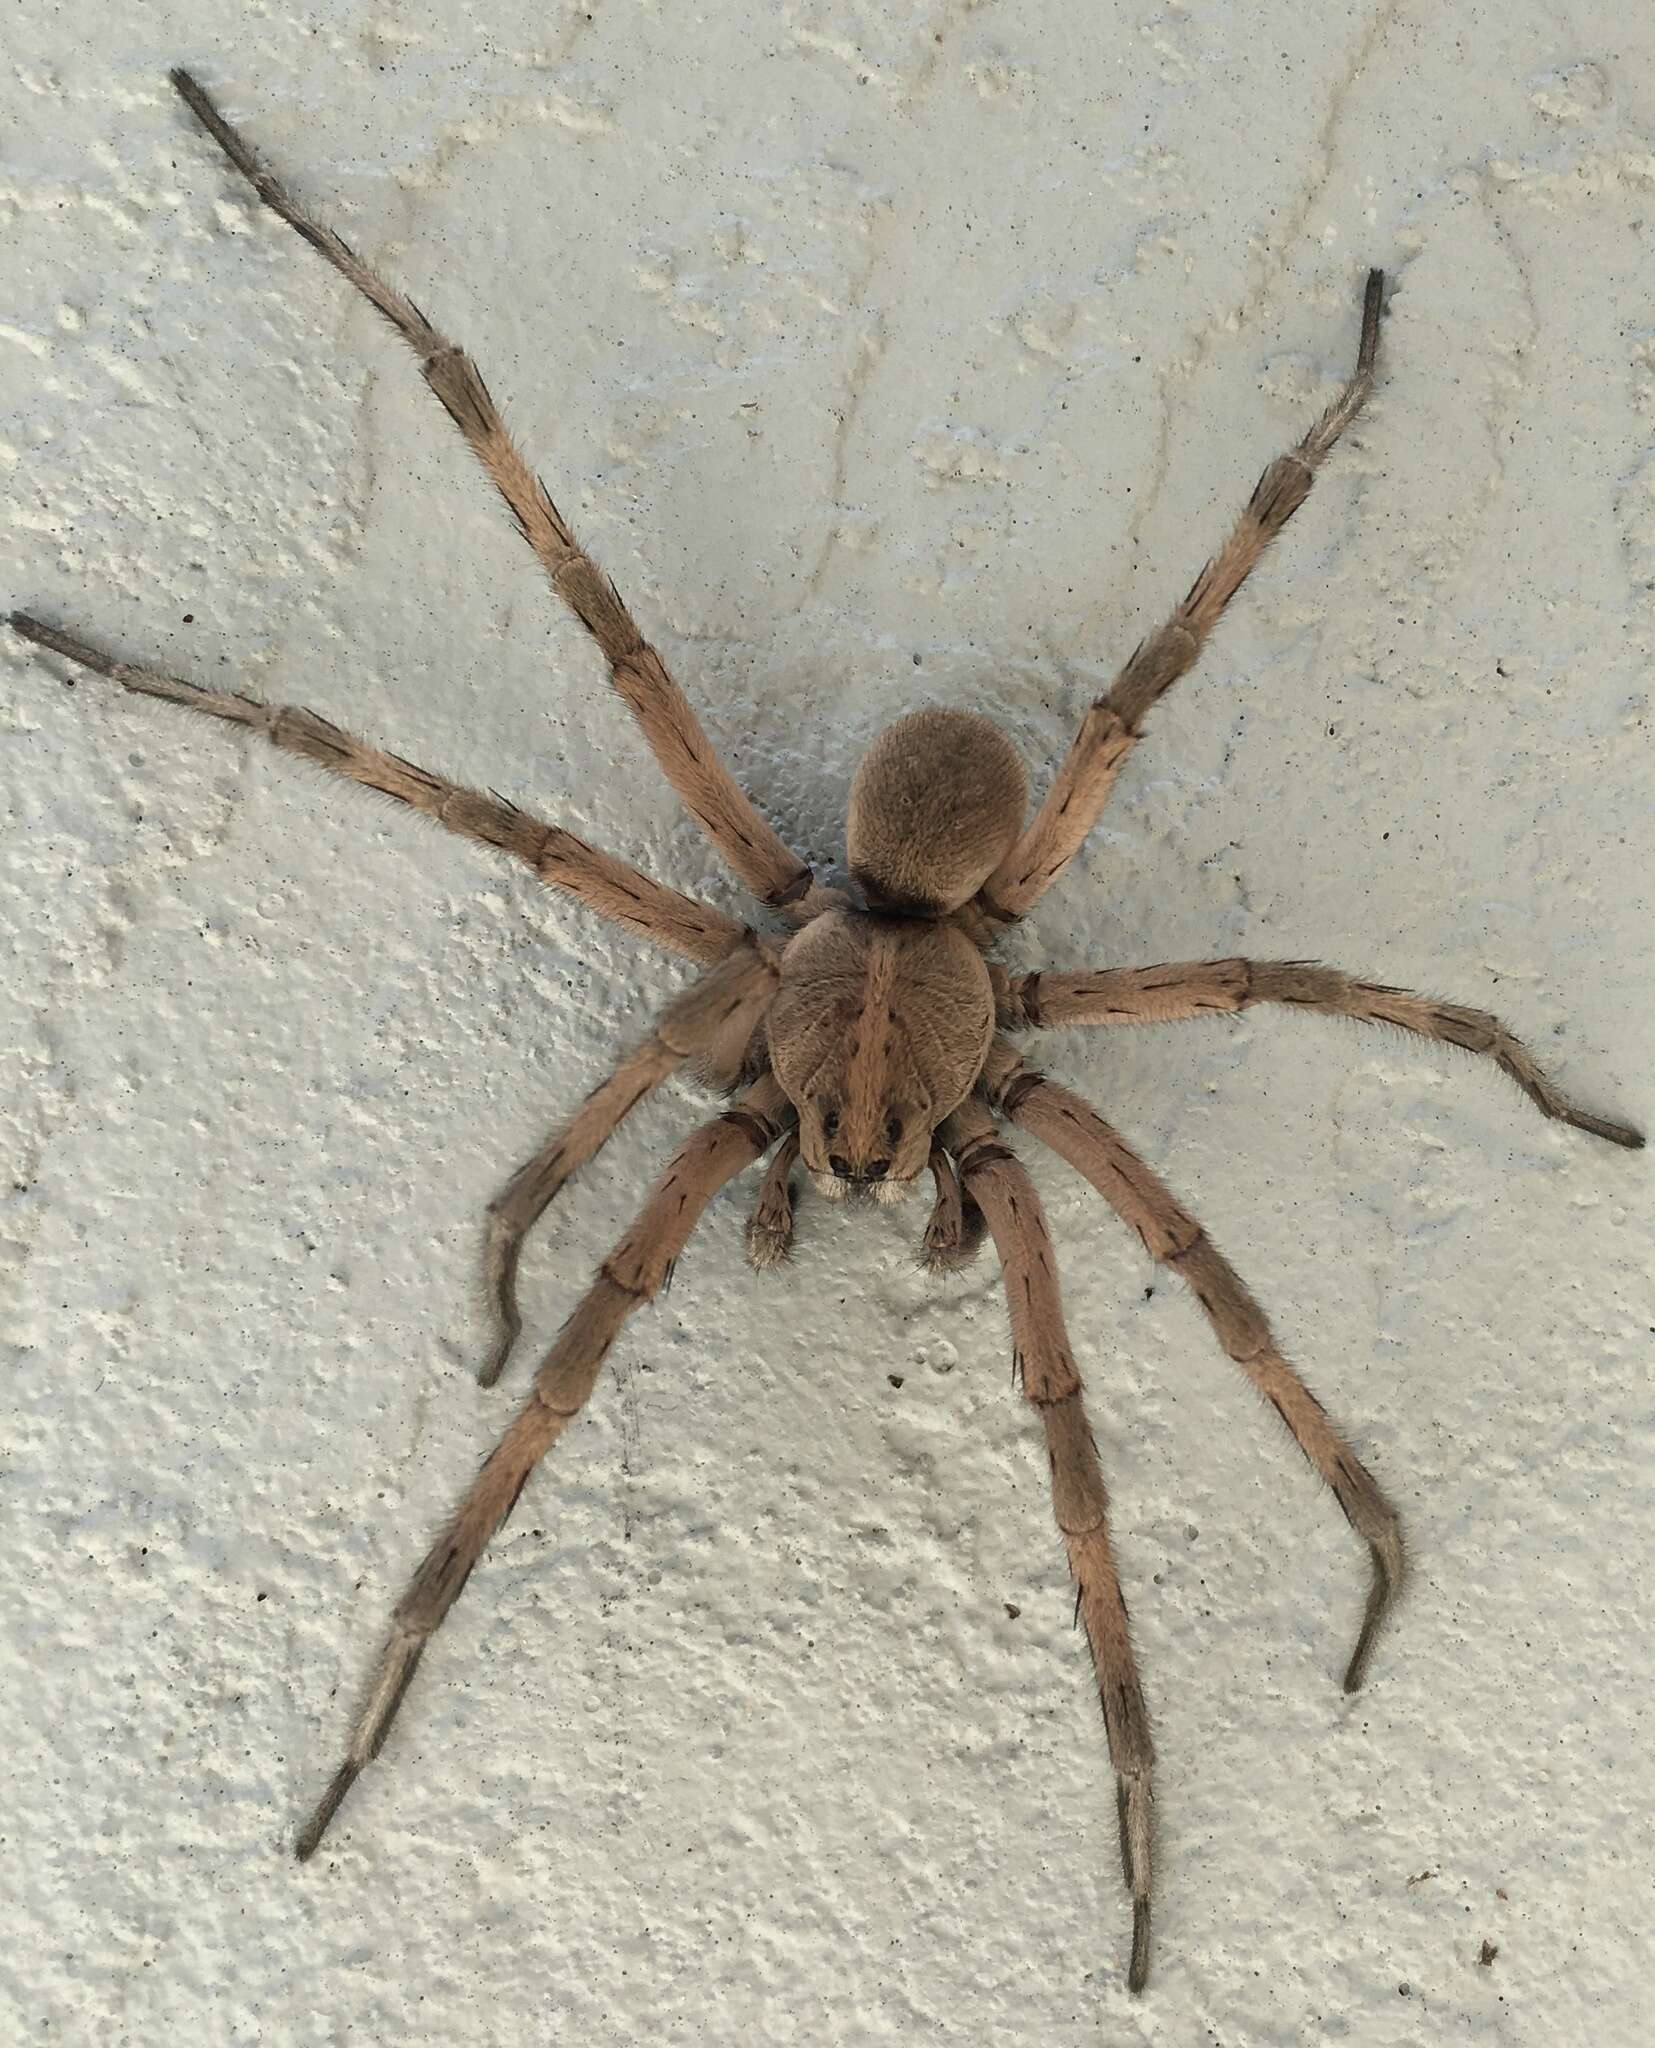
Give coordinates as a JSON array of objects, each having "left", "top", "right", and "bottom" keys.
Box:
[{"left": 4, "top": 3, "right": 1651, "bottom": 2040}]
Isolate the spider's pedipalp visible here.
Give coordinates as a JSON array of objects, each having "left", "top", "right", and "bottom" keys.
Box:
[
  {"left": 745, "top": 1129, "right": 801, "bottom": 1268},
  {"left": 920, "top": 1145, "right": 987, "bottom": 1273}
]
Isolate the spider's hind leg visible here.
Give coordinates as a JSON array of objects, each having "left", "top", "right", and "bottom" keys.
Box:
[
  {"left": 975, "top": 269, "right": 1385, "bottom": 927},
  {"left": 168, "top": 68, "right": 834, "bottom": 924}
]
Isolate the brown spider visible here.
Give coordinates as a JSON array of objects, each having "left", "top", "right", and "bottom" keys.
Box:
[{"left": 11, "top": 71, "right": 1641, "bottom": 1998}]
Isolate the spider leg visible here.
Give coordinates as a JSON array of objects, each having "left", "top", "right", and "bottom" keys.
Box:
[
  {"left": 982, "top": 1039, "right": 1404, "bottom": 1694},
  {"left": 168, "top": 70, "right": 836, "bottom": 924},
  {"left": 10, "top": 613, "right": 737, "bottom": 966},
  {"left": 975, "top": 270, "right": 1384, "bottom": 926},
  {"left": 999, "top": 958, "right": 1643, "bottom": 1149},
  {"left": 940, "top": 1098, "right": 1155, "bottom": 1995},
  {"left": 744, "top": 1127, "right": 800, "bottom": 1269},
  {"left": 481, "top": 942, "right": 780, "bottom": 1385},
  {"left": 295, "top": 1076, "right": 792, "bottom": 1861}
]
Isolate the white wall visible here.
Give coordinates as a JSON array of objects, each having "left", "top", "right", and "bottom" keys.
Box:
[{"left": 3, "top": 3, "right": 1651, "bottom": 2040}]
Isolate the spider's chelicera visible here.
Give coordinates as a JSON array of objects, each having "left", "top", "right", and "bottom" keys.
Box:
[{"left": 12, "top": 71, "right": 1641, "bottom": 1998}]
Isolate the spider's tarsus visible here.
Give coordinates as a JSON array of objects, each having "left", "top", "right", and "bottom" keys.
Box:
[
  {"left": 294, "top": 1759, "right": 360, "bottom": 1862},
  {"left": 170, "top": 68, "right": 251, "bottom": 171},
  {"left": 10, "top": 611, "right": 109, "bottom": 672},
  {"left": 1341, "top": 1543, "right": 1401, "bottom": 1693},
  {"left": 1128, "top": 1898, "right": 1152, "bottom": 1995},
  {"left": 480, "top": 1244, "right": 522, "bottom": 1387},
  {"left": 1357, "top": 267, "right": 1385, "bottom": 374},
  {"left": 1566, "top": 1109, "right": 1644, "bottom": 1150}
]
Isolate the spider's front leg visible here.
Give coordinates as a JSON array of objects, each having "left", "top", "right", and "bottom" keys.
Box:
[
  {"left": 296, "top": 1077, "right": 792, "bottom": 1860},
  {"left": 940, "top": 1098, "right": 1156, "bottom": 1995},
  {"left": 981, "top": 1039, "right": 1403, "bottom": 1692}
]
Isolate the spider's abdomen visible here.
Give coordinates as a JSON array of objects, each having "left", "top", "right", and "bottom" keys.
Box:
[{"left": 847, "top": 708, "right": 1027, "bottom": 916}]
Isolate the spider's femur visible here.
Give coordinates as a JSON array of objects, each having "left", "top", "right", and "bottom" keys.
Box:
[{"left": 847, "top": 708, "right": 1027, "bottom": 915}]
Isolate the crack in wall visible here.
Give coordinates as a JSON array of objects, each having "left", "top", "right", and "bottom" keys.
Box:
[
  {"left": 1065, "top": 0, "right": 1402, "bottom": 666},
  {"left": 798, "top": 204, "right": 895, "bottom": 603},
  {"left": 1244, "top": 0, "right": 1402, "bottom": 326}
]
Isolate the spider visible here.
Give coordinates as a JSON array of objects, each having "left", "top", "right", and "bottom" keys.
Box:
[{"left": 11, "top": 70, "right": 1641, "bottom": 1998}]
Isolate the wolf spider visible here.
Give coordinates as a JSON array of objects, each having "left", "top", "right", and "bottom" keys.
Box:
[{"left": 11, "top": 70, "right": 1641, "bottom": 1997}]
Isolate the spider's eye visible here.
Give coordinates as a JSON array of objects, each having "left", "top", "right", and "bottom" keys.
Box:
[
  {"left": 822, "top": 1109, "right": 840, "bottom": 1140},
  {"left": 884, "top": 1115, "right": 904, "bottom": 1148}
]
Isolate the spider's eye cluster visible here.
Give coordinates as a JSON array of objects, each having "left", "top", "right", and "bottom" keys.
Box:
[
  {"left": 822, "top": 1110, "right": 840, "bottom": 1140},
  {"left": 885, "top": 1115, "right": 904, "bottom": 1148}
]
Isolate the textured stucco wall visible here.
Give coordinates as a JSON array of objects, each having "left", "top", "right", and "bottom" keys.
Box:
[{"left": 3, "top": 3, "right": 1651, "bottom": 2042}]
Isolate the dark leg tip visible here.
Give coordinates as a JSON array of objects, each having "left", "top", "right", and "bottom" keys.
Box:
[
  {"left": 1343, "top": 1624, "right": 1378, "bottom": 1695},
  {"left": 477, "top": 1314, "right": 520, "bottom": 1387},
  {"left": 1591, "top": 1117, "right": 1642, "bottom": 1150},
  {"left": 295, "top": 1760, "right": 360, "bottom": 1861},
  {"left": 1128, "top": 1898, "right": 1152, "bottom": 1994},
  {"left": 1357, "top": 269, "right": 1386, "bottom": 372},
  {"left": 9, "top": 615, "right": 94, "bottom": 668}
]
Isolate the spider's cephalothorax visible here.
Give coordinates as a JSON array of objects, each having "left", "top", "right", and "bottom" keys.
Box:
[
  {"left": 767, "top": 708, "right": 1020, "bottom": 1196},
  {"left": 11, "top": 70, "right": 1641, "bottom": 2002},
  {"left": 769, "top": 905, "right": 994, "bottom": 1198}
]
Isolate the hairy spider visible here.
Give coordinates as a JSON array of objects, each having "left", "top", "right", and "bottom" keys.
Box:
[{"left": 11, "top": 71, "right": 1641, "bottom": 1997}]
